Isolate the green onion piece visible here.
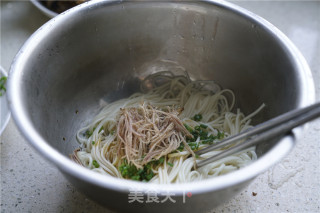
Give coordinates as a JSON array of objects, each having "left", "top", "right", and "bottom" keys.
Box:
[
  {"left": 86, "top": 130, "right": 93, "bottom": 137},
  {"left": 183, "top": 124, "right": 194, "bottom": 133},
  {"left": 92, "top": 141, "right": 95, "bottom": 145},
  {"left": 186, "top": 137, "right": 193, "bottom": 143},
  {"left": 131, "top": 175, "right": 140, "bottom": 180},
  {"left": 209, "top": 135, "right": 215, "bottom": 140},
  {"left": 158, "top": 156, "right": 165, "bottom": 164},
  {"left": 201, "top": 139, "right": 209, "bottom": 144},
  {"left": 119, "top": 160, "right": 155, "bottom": 181},
  {"left": 177, "top": 142, "right": 185, "bottom": 151},
  {"left": 188, "top": 142, "right": 199, "bottom": 150},
  {"left": 200, "top": 124, "right": 208, "bottom": 129},
  {"left": 167, "top": 162, "right": 174, "bottom": 167},
  {"left": 146, "top": 173, "right": 154, "bottom": 181},
  {"left": 217, "top": 131, "right": 224, "bottom": 139},
  {"left": 92, "top": 160, "right": 100, "bottom": 168},
  {"left": 193, "top": 114, "right": 202, "bottom": 121},
  {"left": 192, "top": 132, "right": 198, "bottom": 139},
  {"left": 0, "top": 76, "right": 7, "bottom": 96},
  {"left": 200, "top": 131, "right": 208, "bottom": 140},
  {"left": 137, "top": 169, "right": 144, "bottom": 175}
]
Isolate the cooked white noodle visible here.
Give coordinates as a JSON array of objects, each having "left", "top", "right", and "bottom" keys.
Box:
[{"left": 72, "top": 72, "right": 264, "bottom": 183}]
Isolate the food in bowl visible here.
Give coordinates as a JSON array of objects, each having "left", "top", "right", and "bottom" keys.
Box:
[
  {"left": 0, "top": 66, "right": 10, "bottom": 136},
  {"left": 0, "top": 76, "right": 7, "bottom": 96},
  {"left": 71, "top": 71, "right": 264, "bottom": 183}
]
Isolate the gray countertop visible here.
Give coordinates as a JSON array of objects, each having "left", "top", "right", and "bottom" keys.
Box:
[{"left": 1, "top": 1, "right": 319, "bottom": 212}]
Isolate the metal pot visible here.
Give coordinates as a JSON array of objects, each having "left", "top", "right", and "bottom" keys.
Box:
[{"left": 7, "top": 0, "right": 315, "bottom": 212}]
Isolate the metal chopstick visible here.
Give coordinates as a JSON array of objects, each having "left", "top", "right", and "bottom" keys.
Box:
[{"left": 196, "top": 102, "right": 320, "bottom": 168}]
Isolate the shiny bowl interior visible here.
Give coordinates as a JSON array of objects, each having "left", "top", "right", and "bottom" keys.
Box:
[{"left": 8, "top": 0, "right": 314, "bottom": 212}]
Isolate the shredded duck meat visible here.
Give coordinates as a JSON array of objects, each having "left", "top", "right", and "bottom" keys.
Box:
[{"left": 115, "top": 103, "right": 195, "bottom": 169}]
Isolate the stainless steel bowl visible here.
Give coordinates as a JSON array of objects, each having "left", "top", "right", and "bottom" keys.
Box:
[{"left": 8, "top": 0, "right": 315, "bottom": 212}]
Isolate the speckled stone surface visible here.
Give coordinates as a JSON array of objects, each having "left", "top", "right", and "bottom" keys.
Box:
[{"left": 1, "top": 1, "right": 319, "bottom": 212}]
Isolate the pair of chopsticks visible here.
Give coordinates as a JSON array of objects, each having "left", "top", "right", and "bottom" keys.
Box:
[{"left": 195, "top": 102, "right": 320, "bottom": 168}]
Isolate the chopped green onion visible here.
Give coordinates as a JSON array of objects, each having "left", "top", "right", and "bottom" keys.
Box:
[
  {"left": 208, "top": 135, "right": 215, "bottom": 140},
  {"left": 167, "top": 162, "right": 174, "bottom": 167},
  {"left": 157, "top": 156, "right": 165, "bottom": 164},
  {"left": 217, "top": 131, "right": 224, "bottom": 139},
  {"left": 0, "top": 76, "right": 7, "bottom": 96},
  {"left": 192, "top": 132, "right": 199, "bottom": 139},
  {"left": 86, "top": 130, "right": 93, "bottom": 137},
  {"left": 92, "top": 141, "right": 95, "bottom": 145},
  {"left": 131, "top": 175, "right": 140, "bottom": 180},
  {"left": 183, "top": 124, "right": 193, "bottom": 133},
  {"left": 199, "top": 130, "right": 208, "bottom": 140},
  {"left": 188, "top": 142, "right": 199, "bottom": 150},
  {"left": 193, "top": 114, "right": 202, "bottom": 121},
  {"left": 92, "top": 160, "right": 100, "bottom": 168},
  {"left": 119, "top": 159, "right": 157, "bottom": 182},
  {"left": 201, "top": 139, "right": 210, "bottom": 144},
  {"left": 186, "top": 137, "right": 193, "bottom": 143},
  {"left": 177, "top": 142, "right": 185, "bottom": 151},
  {"left": 200, "top": 124, "right": 208, "bottom": 129}
]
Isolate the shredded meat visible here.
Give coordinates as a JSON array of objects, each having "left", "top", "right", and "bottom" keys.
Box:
[{"left": 115, "top": 103, "right": 194, "bottom": 168}]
